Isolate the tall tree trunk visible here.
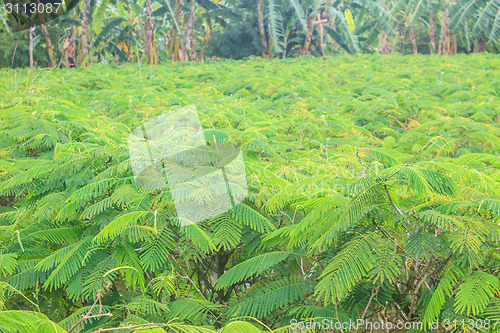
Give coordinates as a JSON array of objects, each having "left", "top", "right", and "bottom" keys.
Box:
[
  {"left": 379, "top": 32, "right": 389, "bottom": 54},
  {"left": 330, "top": 21, "right": 338, "bottom": 49},
  {"left": 79, "top": 0, "right": 91, "bottom": 66},
  {"left": 451, "top": 31, "right": 457, "bottom": 55},
  {"left": 301, "top": 5, "right": 324, "bottom": 55},
  {"left": 169, "top": 32, "right": 181, "bottom": 61},
  {"left": 199, "top": 17, "right": 211, "bottom": 61},
  {"left": 62, "top": 23, "right": 76, "bottom": 68},
  {"left": 256, "top": 0, "right": 268, "bottom": 57},
  {"left": 40, "top": 23, "right": 56, "bottom": 66},
  {"left": 164, "top": 33, "right": 170, "bottom": 58},
  {"left": 190, "top": 37, "right": 197, "bottom": 61},
  {"left": 69, "top": 24, "right": 77, "bottom": 66},
  {"left": 62, "top": 37, "right": 70, "bottom": 67},
  {"left": 167, "top": 0, "right": 183, "bottom": 61},
  {"left": 199, "top": 39, "right": 207, "bottom": 61},
  {"left": 444, "top": 14, "right": 451, "bottom": 54},
  {"left": 402, "top": 25, "right": 406, "bottom": 54},
  {"left": 34, "top": 0, "right": 56, "bottom": 67},
  {"left": 429, "top": 10, "right": 436, "bottom": 53},
  {"left": 409, "top": 25, "right": 417, "bottom": 54},
  {"left": 144, "top": 0, "right": 158, "bottom": 64},
  {"left": 301, "top": 17, "right": 315, "bottom": 55},
  {"left": 29, "top": 26, "right": 35, "bottom": 72},
  {"left": 438, "top": 5, "right": 450, "bottom": 55},
  {"left": 474, "top": 36, "right": 486, "bottom": 52},
  {"left": 181, "top": 0, "right": 196, "bottom": 61}
]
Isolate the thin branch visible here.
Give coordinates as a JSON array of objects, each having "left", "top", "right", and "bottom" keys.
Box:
[
  {"left": 361, "top": 285, "right": 380, "bottom": 320},
  {"left": 175, "top": 269, "right": 209, "bottom": 301},
  {"left": 85, "top": 313, "right": 113, "bottom": 320},
  {"left": 166, "top": 253, "right": 209, "bottom": 301},
  {"left": 356, "top": 150, "right": 368, "bottom": 175},
  {"left": 68, "top": 279, "right": 111, "bottom": 333},
  {"left": 393, "top": 301, "right": 409, "bottom": 322},
  {"left": 383, "top": 184, "right": 404, "bottom": 215},
  {"left": 371, "top": 217, "right": 405, "bottom": 251}
]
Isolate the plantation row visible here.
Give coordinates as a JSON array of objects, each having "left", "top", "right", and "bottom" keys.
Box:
[{"left": 0, "top": 54, "right": 499, "bottom": 332}]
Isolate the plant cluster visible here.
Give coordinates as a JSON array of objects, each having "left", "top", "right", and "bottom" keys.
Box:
[{"left": 0, "top": 54, "right": 499, "bottom": 332}]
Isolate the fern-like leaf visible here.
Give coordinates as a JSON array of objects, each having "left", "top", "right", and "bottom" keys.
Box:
[
  {"left": 228, "top": 276, "right": 312, "bottom": 319},
  {"left": 215, "top": 251, "right": 291, "bottom": 290},
  {"left": 455, "top": 271, "right": 500, "bottom": 316},
  {"left": 406, "top": 228, "right": 441, "bottom": 260},
  {"left": 316, "top": 232, "right": 379, "bottom": 304},
  {"left": 231, "top": 203, "right": 275, "bottom": 233},
  {"left": 422, "top": 266, "right": 463, "bottom": 325},
  {"left": 93, "top": 211, "right": 149, "bottom": 244},
  {"left": 0, "top": 310, "right": 66, "bottom": 333}
]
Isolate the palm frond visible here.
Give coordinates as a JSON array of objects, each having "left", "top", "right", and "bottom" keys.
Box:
[
  {"left": 220, "top": 321, "right": 261, "bottom": 333},
  {"left": 267, "top": 0, "right": 284, "bottom": 54}
]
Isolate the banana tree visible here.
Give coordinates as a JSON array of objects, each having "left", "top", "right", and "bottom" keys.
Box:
[
  {"left": 153, "top": 0, "right": 234, "bottom": 61},
  {"left": 450, "top": 0, "right": 500, "bottom": 52},
  {"left": 153, "top": 0, "right": 199, "bottom": 61},
  {"left": 257, "top": 0, "right": 269, "bottom": 57},
  {"left": 261, "top": 0, "right": 396, "bottom": 57},
  {"left": 325, "top": 0, "right": 396, "bottom": 54},
  {"left": 259, "top": 0, "right": 327, "bottom": 57},
  {"left": 89, "top": 0, "right": 153, "bottom": 64},
  {"left": 375, "top": 0, "right": 430, "bottom": 55},
  {"left": 438, "top": 0, "right": 452, "bottom": 55},
  {"left": 144, "top": 0, "right": 159, "bottom": 63},
  {"left": 299, "top": 0, "right": 324, "bottom": 55},
  {"left": 39, "top": 23, "right": 57, "bottom": 66},
  {"left": 79, "top": 0, "right": 92, "bottom": 65},
  {"left": 374, "top": 0, "right": 456, "bottom": 55}
]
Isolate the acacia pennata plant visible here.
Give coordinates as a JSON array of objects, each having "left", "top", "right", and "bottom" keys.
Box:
[{"left": 0, "top": 54, "right": 499, "bottom": 332}]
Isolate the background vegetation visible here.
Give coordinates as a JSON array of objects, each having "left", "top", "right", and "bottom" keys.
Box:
[
  {"left": 1, "top": 0, "right": 500, "bottom": 68},
  {"left": 0, "top": 54, "right": 499, "bottom": 332}
]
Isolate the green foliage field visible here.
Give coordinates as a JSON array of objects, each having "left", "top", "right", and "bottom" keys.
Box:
[{"left": 0, "top": 54, "right": 499, "bottom": 332}]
